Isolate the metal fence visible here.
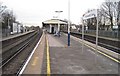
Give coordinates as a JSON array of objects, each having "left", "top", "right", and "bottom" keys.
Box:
[
  {"left": 2, "top": 28, "right": 11, "bottom": 37},
  {"left": 84, "top": 30, "right": 118, "bottom": 38},
  {"left": 71, "top": 29, "right": 119, "bottom": 39}
]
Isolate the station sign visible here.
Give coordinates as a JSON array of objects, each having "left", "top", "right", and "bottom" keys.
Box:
[{"left": 83, "top": 9, "right": 97, "bottom": 20}]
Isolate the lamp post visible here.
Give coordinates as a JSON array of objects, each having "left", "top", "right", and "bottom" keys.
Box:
[
  {"left": 55, "top": 11, "right": 63, "bottom": 35},
  {"left": 68, "top": 0, "right": 70, "bottom": 46}
]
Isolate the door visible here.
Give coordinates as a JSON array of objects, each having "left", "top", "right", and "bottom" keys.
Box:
[{"left": 51, "top": 27, "right": 54, "bottom": 34}]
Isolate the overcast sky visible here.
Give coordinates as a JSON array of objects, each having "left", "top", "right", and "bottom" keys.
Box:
[{"left": 1, "top": 0, "right": 104, "bottom": 27}]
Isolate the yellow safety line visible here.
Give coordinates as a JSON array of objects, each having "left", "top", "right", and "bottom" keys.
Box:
[
  {"left": 46, "top": 35, "right": 51, "bottom": 76},
  {"left": 84, "top": 43, "right": 120, "bottom": 64}
]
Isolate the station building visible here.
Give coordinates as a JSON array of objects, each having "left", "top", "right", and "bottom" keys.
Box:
[
  {"left": 10, "top": 22, "right": 23, "bottom": 34},
  {"left": 42, "top": 19, "right": 67, "bottom": 34}
]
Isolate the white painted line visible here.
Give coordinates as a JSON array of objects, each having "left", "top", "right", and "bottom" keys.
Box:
[{"left": 18, "top": 32, "right": 44, "bottom": 76}]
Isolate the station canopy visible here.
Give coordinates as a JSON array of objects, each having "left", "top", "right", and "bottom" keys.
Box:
[{"left": 42, "top": 19, "right": 67, "bottom": 25}]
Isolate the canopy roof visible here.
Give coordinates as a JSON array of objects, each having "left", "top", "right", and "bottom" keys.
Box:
[{"left": 43, "top": 19, "right": 67, "bottom": 24}]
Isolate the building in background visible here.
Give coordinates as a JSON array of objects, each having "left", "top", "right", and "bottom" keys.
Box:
[
  {"left": 42, "top": 19, "right": 67, "bottom": 34},
  {"left": 10, "top": 22, "right": 23, "bottom": 34}
]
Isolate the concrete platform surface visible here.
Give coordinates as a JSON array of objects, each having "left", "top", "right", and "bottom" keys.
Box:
[
  {"left": 47, "top": 33, "right": 119, "bottom": 74},
  {"left": 22, "top": 33, "right": 45, "bottom": 74}
]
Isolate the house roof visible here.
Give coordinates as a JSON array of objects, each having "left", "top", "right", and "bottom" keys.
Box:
[{"left": 43, "top": 19, "right": 67, "bottom": 24}]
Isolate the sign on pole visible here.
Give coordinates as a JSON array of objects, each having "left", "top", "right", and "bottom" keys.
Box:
[
  {"left": 82, "top": 9, "right": 99, "bottom": 64},
  {"left": 82, "top": 9, "right": 97, "bottom": 20}
]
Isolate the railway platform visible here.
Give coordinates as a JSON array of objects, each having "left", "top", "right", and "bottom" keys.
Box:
[
  {"left": 1, "top": 30, "right": 34, "bottom": 42},
  {"left": 42, "top": 32, "right": 119, "bottom": 74},
  {"left": 19, "top": 32, "right": 119, "bottom": 75},
  {"left": 19, "top": 32, "right": 45, "bottom": 75}
]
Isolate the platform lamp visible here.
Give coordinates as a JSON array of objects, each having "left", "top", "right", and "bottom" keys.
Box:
[{"left": 55, "top": 11, "right": 63, "bottom": 35}]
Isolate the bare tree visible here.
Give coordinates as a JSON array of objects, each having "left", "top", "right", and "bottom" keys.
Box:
[
  {"left": 0, "top": 3, "right": 7, "bottom": 14},
  {"left": 117, "top": 1, "right": 120, "bottom": 30},
  {"left": 117, "top": 1, "right": 120, "bottom": 25},
  {"left": 0, "top": 2, "right": 3, "bottom": 12},
  {"left": 2, "top": 10, "right": 16, "bottom": 28},
  {"left": 101, "top": 1, "right": 119, "bottom": 30}
]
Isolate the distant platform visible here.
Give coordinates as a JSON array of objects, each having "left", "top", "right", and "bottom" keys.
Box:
[{"left": 1, "top": 30, "right": 34, "bottom": 42}]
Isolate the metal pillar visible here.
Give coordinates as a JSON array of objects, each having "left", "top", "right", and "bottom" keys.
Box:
[
  {"left": 82, "top": 19, "right": 84, "bottom": 54},
  {"left": 50, "top": 24, "right": 52, "bottom": 33},
  {"left": 7, "top": 18, "right": 9, "bottom": 36},
  {"left": 96, "top": 9, "right": 98, "bottom": 48},
  {"left": 95, "top": 9, "right": 99, "bottom": 64},
  {"left": 58, "top": 22, "right": 60, "bottom": 33},
  {"left": 68, "top": 0, "right": 70, "bottom": 46}
]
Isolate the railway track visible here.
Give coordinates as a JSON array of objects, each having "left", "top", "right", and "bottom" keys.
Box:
[
  {"left": 63, "top": 31, "right": 119, "bottom": 54},
  {"left": 1, "top": 29, "right": 43, "bottom": 75},
  {"left": 1, "top": 31, "right": 35, "bottom": 54},
  {"left": 1, "top": 32, "right": 36, "bottom": 68},
  {"left": 1, "top": 31, "right": 37, "bottom": 65}
]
